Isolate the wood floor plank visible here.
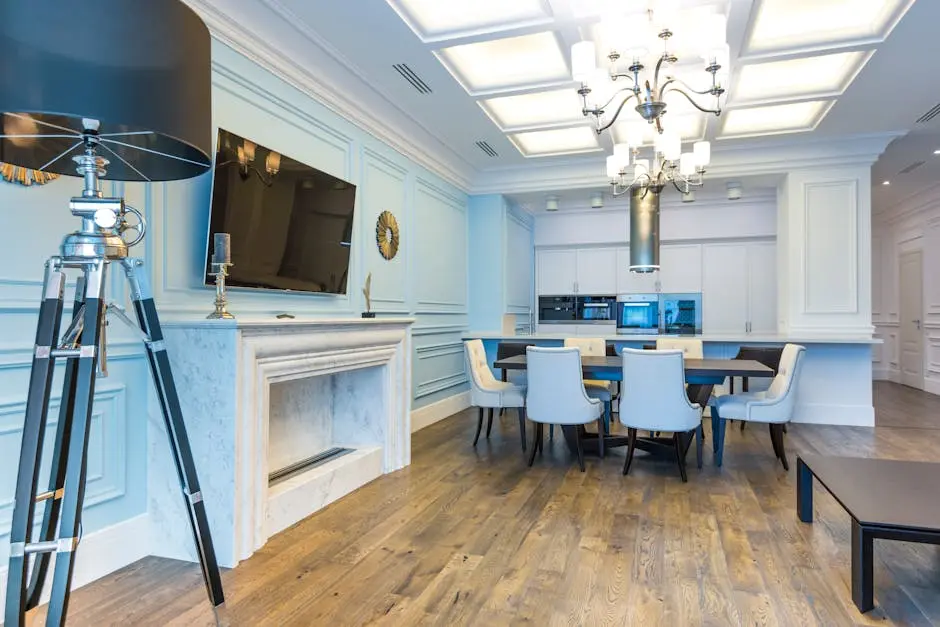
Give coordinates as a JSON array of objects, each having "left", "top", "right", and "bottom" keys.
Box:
[{"left": 39, "top": 381, "right": 940, "bottom": 626}]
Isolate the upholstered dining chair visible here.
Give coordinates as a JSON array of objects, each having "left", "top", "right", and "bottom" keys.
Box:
[
  {"left": 619, "top": 348, "right": 704, "bottom": 482},
  {"left": 563, "top": 338, "right": 613, "bottom": 432},
  {"left": 710, "top": 344, "right": 806, "bottom": 470},
  {"left": 655, "top": 337, "right": 703, "bottom": 358},
  {"left": 464, "top": 339, "right": 527, "bottom": 451},
  {"left": 525, "top": 347, "right": 604, "bottom": 471}
]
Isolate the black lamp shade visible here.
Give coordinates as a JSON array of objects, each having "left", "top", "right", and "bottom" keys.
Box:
[{"left": 0, "top": 0, "right": 212, "bottom": 182}]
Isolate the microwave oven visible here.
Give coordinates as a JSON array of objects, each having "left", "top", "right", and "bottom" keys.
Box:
[
  {"left": 577, "top": 295, "right": 616, "bottom": 323},
  {"left": 616, "top": 294, "right": 659, "bottom": 335}
]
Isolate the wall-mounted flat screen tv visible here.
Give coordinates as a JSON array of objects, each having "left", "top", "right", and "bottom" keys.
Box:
[{"left": 205, "top": 129, "right": 357, "bottom": 295}]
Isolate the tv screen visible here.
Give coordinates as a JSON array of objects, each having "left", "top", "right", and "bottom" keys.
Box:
[{"left": 205, "top": 129, "right": 356, "bottom": 294}]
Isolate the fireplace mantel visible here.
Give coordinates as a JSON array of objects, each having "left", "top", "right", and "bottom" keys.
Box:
[{"left": 148, "top": 317, "right": 414, "bottom": 567}]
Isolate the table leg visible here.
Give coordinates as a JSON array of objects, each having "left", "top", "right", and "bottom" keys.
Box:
[
  {"left": 797, "top": 457, "right": 813, "bottom": 523},
  {"left": 851, "top": 520, "right": 875, "bottom": 613}
]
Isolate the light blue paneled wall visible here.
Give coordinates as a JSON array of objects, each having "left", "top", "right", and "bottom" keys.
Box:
[
  {"left": 0, "top": 39, "right": 470, "bottom": 547},
  {"left": 468, "top": 195, "right": 534, "bottom": 332}
]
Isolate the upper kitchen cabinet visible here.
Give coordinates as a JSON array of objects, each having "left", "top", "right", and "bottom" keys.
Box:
[
  {"left": 659, "top": 244, "right": 702, "bottom": 293},
  {"left": 575, "top": 248, "right": 617, "bottom": 294},
  {"left": 537, "top": 249, "right": 578, "bottom": 295}
]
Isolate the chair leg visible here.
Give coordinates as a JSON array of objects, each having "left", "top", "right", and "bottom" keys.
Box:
[
  {"left": 782, "top": 423, "right": 788, "bottom": 434},
  {"left": 473, "top": 408, "right": 484, "bottom": 446},
  {"left": 549, "top": 424, "right": 554, "bottom": 440},
  {"left": 518, "top": 408, "right": 527, "bottom": 452},
  {"left": 597, "top": 417, "right": 605, "bottom": 459},
  {"left": 604, "top": 401, "right": 611, "bottom": 434},
  {"left": 527, "top": 422, "right": 541, "bottom": 467},
  {"left": 711, "top": 409, "right": 727, "bottom": 467},
  {"left": 771, "top": 423, "right": 789, "bottom": 471},
  {"left": 695, "top": 424, "right": 703, "bottom": 469},
  {"left": 768, "top": 423, "right": 780, "bottom": 459},
  {"left": 486, "top": 408, "right": 494, "bottom": 438},
  {"left": 622, "top": 428, "right": 637, "bottom": 476},
  {"left": 575, "top": 427, "right": 585, "bottom": 472},
  {"left": 674, "top": 433, "right": 688, "bottom": 482}
]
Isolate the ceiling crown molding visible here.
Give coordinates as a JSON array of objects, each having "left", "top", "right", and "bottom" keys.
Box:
[
  {"left": 182, "top": 0, "right": 476, "bottom": 191},
  {"left": 471, "top": 132, "right": 901, "bottom": 194}
]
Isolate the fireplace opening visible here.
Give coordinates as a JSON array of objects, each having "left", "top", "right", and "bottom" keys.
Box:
[{"left": 268, "top": 446, "right": 354, "bottom": 485}]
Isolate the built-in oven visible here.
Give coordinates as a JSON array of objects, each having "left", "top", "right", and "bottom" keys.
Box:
[
  {"left": 660, "top": 293, "right": 702, "bottom": 335},
  {"left": 538, "top": 295, "right": 577, "bottom": 324},
  {"left": 616, "top": 293, "right": 660, "bottom": 335},
  {"left": 577, "top": 295, "right": 616, "bottom": 323}
]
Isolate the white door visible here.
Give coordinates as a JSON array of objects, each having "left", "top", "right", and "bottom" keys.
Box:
[
  {"left": 747, "top": 242, "right": 777, "bottom": 333},
  {"left": 537, "top": 249, "right": 577, "bottom": 295},
  {"left": 702, "top": 243, "right": 748, "bottom": 334},
  {"left": 659, "top": 244, "right": 702, "bottom": 293},
  {"left": 616, "top": 247, "right": 658, "bottom": 293},
  {"left": 899, "top": 250, "right": 924, "bottom": 389},
  {"left": 576, "top": 248, "right": 617, "bottom": 294}
]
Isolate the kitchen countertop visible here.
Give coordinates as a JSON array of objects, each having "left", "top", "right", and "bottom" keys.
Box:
[{"left": 464, "top": 331, "right": 881, "bottom": 345}]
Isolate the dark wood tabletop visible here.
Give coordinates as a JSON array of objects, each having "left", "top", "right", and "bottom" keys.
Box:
[
  {"left": 798, "top": 454, "right": 940, "bottom": 533},
  {"left": 493, "top": 354, "right": 774, "bottom": 379}
]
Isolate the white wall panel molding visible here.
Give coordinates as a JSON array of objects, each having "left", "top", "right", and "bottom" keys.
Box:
[
  {"left": 182, "top": 0, "right": 474, "bottom": 191},
  {"left": 802, "top": 180, "right": 859, "bottom": 314}
]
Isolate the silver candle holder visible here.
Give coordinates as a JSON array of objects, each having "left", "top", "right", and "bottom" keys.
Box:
[{"left": 207, "top": 232, "right": 235, "bottom": 319}]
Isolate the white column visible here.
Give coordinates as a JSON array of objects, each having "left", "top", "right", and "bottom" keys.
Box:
[{"left": 777, "top": 166, "right": 873, "bottom": 336}]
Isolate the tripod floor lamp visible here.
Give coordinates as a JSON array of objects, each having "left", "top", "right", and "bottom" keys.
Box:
[{"left": 1, "top": 1, "right": 225, "bottom": 624}]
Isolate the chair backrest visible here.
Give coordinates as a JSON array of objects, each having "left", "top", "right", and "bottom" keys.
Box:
[
  {"left": 563, "top": 337, "right": 606, "bottom": 357},
  {"left": 766, "top": 344, "right": 804, "bottom": 400},
  {"left": 656, "top": 337, "right": 704, "bottom": 359},
  {"left": 525, "top": 347, "right": 598, "bottom": 425},
  {"left": 465, "top": 339, "right": 500, "bottom": 393},
  {"left": 619, "top": 348, "right": 702, "bottom": 432}
]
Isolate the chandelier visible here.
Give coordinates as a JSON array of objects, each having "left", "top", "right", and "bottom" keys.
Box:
[{"left": 571, "top": 1, "right": 729, "bottom": 195}]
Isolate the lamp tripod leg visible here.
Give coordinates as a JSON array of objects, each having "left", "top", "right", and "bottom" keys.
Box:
[
  {"left": 122, "top": 258, "right": 226, "bottom": 610},
  {"left": 4, "top": 262, "right": 66, "bottom": 627},
  {"left": 47, "top": 260, "right": 109, "bottom": 625}
]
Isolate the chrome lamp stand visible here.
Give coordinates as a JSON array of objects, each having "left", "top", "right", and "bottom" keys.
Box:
[{"left": 3, "top": 132, "right": 226, "bottom": 626}]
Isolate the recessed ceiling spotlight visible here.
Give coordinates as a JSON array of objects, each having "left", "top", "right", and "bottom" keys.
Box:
[
  {"left": 545, "top": 196, "right": 559, "bottom": 212},
  {"left": 934, "top": 149, "right": 940, "bottom": 155},
  {"left": 590, "top": 192, "right": 604, "bottom": 208},
  {"left": 726, "top": 182, "right": 742, "bottom": 200},
  {"left": 882, "top": 180, "right": 890, "bottom": 185}
]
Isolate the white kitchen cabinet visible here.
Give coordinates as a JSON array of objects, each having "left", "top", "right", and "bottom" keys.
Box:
[
  {"left": 659, "top": 244, "right": 702, "bottom": 293},
  {"left": 747, "top": 242, "right": 777, "bottom": 333},
  {"left": 616, "top": 247, "right": 658, "bottom": 294},
  {"left": 537, "top": 249, "right": 577, "bottom": 295},
  {"left": 575, "top": 248, "right": 617, "bottom": 294},
  {"left": 702, "top": 241, "right": 777, "bottom": 334},
  {"left": 703, "top": 244, "right": 749, "bottom": 334},
  {"left": 577, "top": 324, "right": 616, "bottom": 337}
]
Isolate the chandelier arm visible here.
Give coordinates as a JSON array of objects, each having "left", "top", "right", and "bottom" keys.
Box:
[
  {"left": 598, "top": 87, "right": 641, "bottom": 116},
  {"left": 595, "top": 92, "right": 639, "bottom": 133},
  {"left": 661, "top": 77, "right": 715, "bottom": 97},
  {"left": 663, "top": 87, "right": 722, "bottom": 115},
  {"left": 653, "top": 54, "right": 669, "bottom": 95}
]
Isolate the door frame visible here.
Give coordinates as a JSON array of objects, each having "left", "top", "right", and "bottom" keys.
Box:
[{"left": 898, "top": 249, "right": 924, "bottom": 390}]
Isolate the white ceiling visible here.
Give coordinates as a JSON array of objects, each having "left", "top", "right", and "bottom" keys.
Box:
[{"left": 187, "top": 0, "right": 940, "bottom": 211}]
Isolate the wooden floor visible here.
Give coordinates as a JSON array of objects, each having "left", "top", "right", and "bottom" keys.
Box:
[{"left": 40, "top": 382, "right": 940, "bottom": 626}]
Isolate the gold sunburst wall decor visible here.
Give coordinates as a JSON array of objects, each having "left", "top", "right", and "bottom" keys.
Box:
[
  {"left": 375, "top": 210, "right": 400, "bottom": 260},
  {"left": 1, "top": 162, "right": 60, "bottom": 187}
]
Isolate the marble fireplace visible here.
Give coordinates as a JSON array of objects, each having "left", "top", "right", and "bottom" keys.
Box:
[{"left": 150, "top": 318, "right": 413, "bottom": 567}]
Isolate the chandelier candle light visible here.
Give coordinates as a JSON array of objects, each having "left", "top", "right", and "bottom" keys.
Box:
[{"left": 571, "top": 0, "right": 728, "bottom": 197}]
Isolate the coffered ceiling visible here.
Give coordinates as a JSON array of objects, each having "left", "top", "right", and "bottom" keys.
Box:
[
  {"left": 186, "top": 0, "right": 940, "bottom": 208},
  {"left": 382, "top": 0, "right": 913, "bottom": 158}
]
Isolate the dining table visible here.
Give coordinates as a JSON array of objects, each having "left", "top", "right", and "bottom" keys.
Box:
[{"left": 493, "top": 353, "right": 775, "bottom": 464}]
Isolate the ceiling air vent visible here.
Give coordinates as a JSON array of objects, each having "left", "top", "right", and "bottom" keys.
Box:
[
  {"left": 915, "top": 102, "right": 940, "bottom": 124},
  {"left": 476, "top": 140, "right": 498, "bottom": 158},
  {"left": 392, "top": 63, "right": 431, "bottom": 94},
  {"left": 898, "top": 160, "right": 926, "bottom": 175}
]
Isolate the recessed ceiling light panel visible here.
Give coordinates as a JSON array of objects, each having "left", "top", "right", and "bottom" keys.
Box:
[
  {"left": 613, "top": 115, "right": 705, "bottom": 145},
  {"left": 388, "top": 0, "right": 550, "bottom": 40},
  {"left": 733, "top": 51, "right": 872, "bottom": 104},
  {"left": 719, "top": 101, "right": 833, "bottom": 138},
  {"left": 479, "top": 89, "right": 586, "bottom": 131},
  {"left": 437, "top": 32, "right": 569, "bottom": 94},
  {"left": 746, "top": 0, "right": 912, "bottom": 55},
  {"left": 510, "top": 126, "right": 601, "bottom": 157}
]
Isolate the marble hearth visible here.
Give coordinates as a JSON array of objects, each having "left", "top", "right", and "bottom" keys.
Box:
[{"left": 149, "top": 318, "right": 413, "bottom": 567}]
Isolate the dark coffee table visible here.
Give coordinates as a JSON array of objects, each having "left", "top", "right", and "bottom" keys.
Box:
[{"left": 796, "top": 454, "right": 940, "bottom": 613}]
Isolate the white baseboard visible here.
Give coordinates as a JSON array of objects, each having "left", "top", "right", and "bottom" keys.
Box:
[
  {"left": 924, "top": 379, "right": 940, "bottom": 396},
  {"left": 792, "top": 403, "right": 875, "bottom": 427},
  {"left": 410, "top": 391, "right": 470, "bottom": 433},
  {"left": 0, "top": 513, "right": 151, "bottom": 620},
  {"left": 872, "top": 367, "right": 900, "bottom": 383}
]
